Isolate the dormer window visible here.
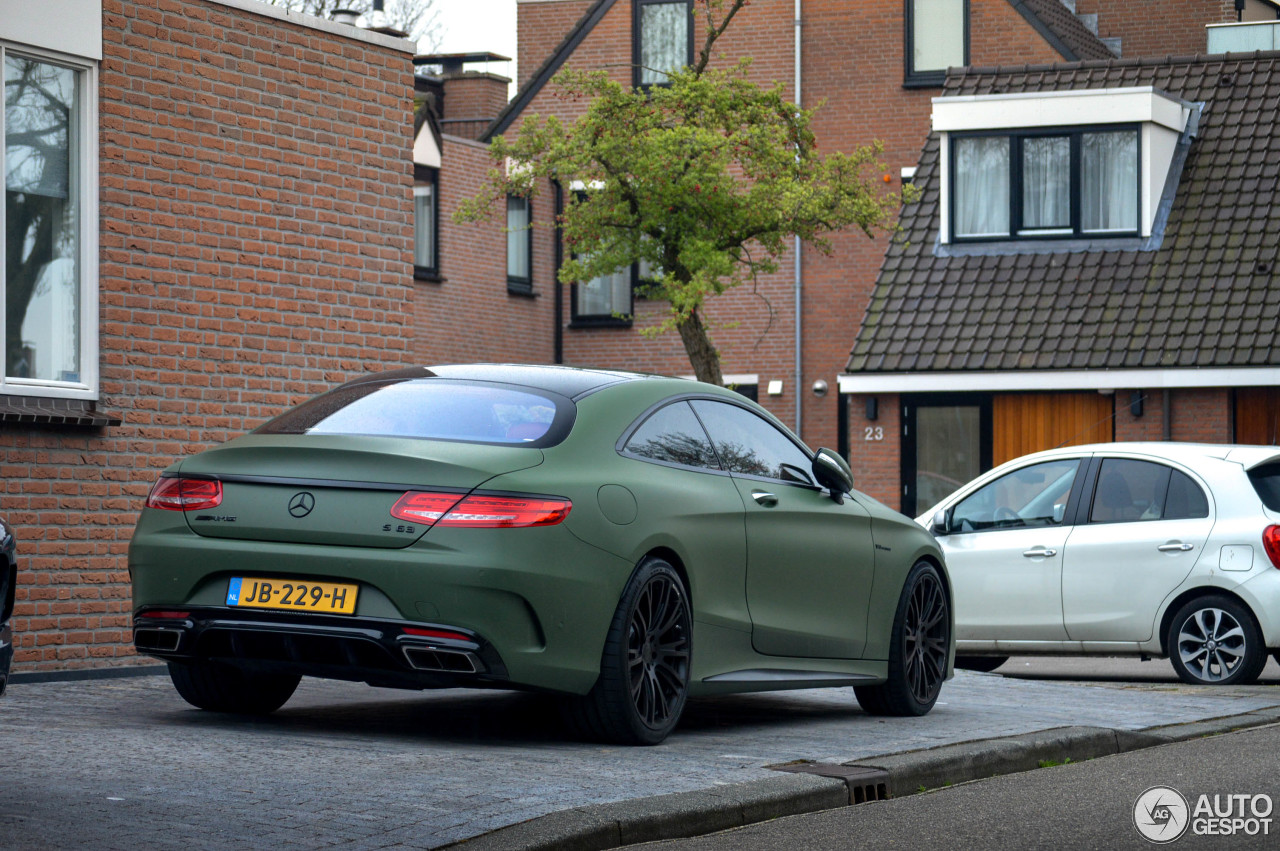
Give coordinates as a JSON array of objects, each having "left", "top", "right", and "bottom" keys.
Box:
[
  {"left": 634, "top": 0, "right": 693, "bottom": 88},
  {"left": 951, "top": 127, "right": 1139, "bottom": 241},
  {"left": 934, "top": 87, "right": 1196, "bottom": 247}
]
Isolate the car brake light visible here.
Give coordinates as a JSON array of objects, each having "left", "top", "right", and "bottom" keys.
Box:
[
  {"left": 391, "top": 491, "right": 572, "bottom": 528},
  {"left": 141, "top": 610, "right": 190, "bottom": 619},
  {"left": 1264, "top": 525, "right": 1280, "bottom": 569},
  {"left": 145, "top": 477, "right": 223, "bottom": 511},
  {"left": 390, "top": 492, "right": 466, "bottom": 525}
]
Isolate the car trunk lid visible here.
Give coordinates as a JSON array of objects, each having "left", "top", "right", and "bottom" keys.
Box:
[{"left": 174, "top": 435, "right": 544, "bottom": 548}]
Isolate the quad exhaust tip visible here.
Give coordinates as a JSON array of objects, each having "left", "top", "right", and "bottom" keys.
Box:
[
  {"left": 402, "top": 645, "right": 480, "bottom": 674},
  {"left": 134, "top": 628, "right": 183, "bottom": 653}
]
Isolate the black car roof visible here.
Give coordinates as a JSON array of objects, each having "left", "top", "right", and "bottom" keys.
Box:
[{"left": 344, "top": 364, "right": 652, "bottom": 400}]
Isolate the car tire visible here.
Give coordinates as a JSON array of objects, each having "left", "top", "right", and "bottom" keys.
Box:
[
  {"left": 563, "top": 557, "right": 691, "bottom": 745},
  {"left": 168, "top": 661, "right": 300, "bottom": 714},
  {"left": 1166, "top": 595, "right": 1266, "bottom": 686},
  {"left": 955, "top": 655, "right": 1008, "bottom": 673},
  {"left": 855, "top": 561, "right": 950, "bottom": 717}
]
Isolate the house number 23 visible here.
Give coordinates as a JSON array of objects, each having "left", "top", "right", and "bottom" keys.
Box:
[{"left": 864, "top": 426, "right": 884, "bottom": 441}]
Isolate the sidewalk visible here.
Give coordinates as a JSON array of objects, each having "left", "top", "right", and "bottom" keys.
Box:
[{"left": 1, "top": 667, "right": 1277, "bottom": 849}]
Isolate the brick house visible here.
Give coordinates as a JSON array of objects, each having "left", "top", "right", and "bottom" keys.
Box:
[
  {"left": 842, "top": 40, "right": 1280, "bottom": 516},
  {"left": 488, "top": 0, "right": 1267, "bottom": 511},
  {"left": 1, "top": 0, "right": 416, "bottom": 672}
]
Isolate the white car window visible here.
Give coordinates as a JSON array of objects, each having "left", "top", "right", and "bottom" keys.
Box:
[
  {"left": 951, "top": 459, "right": 1081, "bottom": 533},
  {"left": 1090, "top": 459, "right": 1208, "bottom": 523}
]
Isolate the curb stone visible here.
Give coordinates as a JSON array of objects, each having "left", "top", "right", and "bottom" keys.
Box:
[{"left": 445, "top": 708, "right": 1280, "bottom": 850}]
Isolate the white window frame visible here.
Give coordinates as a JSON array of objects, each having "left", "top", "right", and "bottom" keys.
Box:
[
  {"left": 1, "top": 40, "right": 99, "bottom": 401},
  {"left": 933, "top": 87, "right": 1193, "bottom": 245}
]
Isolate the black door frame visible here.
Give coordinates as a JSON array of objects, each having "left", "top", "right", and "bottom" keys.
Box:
[{"left": 901, "top": 392, "right": 993, "bottom": 516}]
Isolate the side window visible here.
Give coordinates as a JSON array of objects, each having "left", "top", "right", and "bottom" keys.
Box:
[
  {"left": 634, "top": 0, "right": 693, "bottom": 88},
  {"left": 1089, "top": 459, "right": 1171, "bottom": 523},
  {"left": 624, "top": 401, "right": 719, "bottom": 470},
  {"left": 951, "top": 459, "right": 1081, "bottom": 533},
  {"left": 1090, "top": 460, "right": 1209, "bottom": 523},
  {"left": 906, "top": 0, "right": 967, "bottom": 87},
  {"left": 689, "top": 400, "right": 813, "bottom": 484},
  {"left": 1165, "top": 470, "right": 1210, "bottom": 520}
]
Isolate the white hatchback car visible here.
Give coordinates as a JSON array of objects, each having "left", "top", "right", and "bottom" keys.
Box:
[{"left": 918, "top": 442, "right": 1280, "bottom": 686}]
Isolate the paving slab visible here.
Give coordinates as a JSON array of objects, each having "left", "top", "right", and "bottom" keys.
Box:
[{"left": 0, "top": 669, "right": 1277, "bottom": 849}]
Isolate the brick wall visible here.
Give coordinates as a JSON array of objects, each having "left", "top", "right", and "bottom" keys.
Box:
[
  {"left": 414, "top": 135, "right": 557, "bottom": 364},
  {"left": 2, "top": 0, "right": 415, "bottom": 672},
  {"left": 1080, "top": 0, "right": 1235, "bottom": 58},
  {"left": 517, "top": 0, "right": 594, "bottom": 91}
]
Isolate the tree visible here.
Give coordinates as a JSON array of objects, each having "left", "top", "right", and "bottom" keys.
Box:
[
  {"left": 457, "top": 0, "right": 909, "bottom": 385},
  {"left": 262, "top": 0, "right": 442, "bottom": 47}
]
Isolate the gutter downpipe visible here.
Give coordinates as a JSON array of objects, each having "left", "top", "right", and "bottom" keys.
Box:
[{"left": 794, "top": 0, "right": 803, "bottom": 436}]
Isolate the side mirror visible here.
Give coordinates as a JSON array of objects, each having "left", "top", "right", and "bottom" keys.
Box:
[
  {"left": 812, "top": 448, "right": 853, "bottom": 502},
  {"left": 931, "top": 508, "right": 951, "bottom": 536}
]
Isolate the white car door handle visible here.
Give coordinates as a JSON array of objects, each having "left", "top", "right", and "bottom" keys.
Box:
[
  {"left": 751, "top": 491, "right": 778, "bottom": 507},
  {"left": 1158, "top": 543, "right": 1194, "bottom": 552},
  {"left": 1022, "top": 547, "right": 1058, "bottom": 558}
]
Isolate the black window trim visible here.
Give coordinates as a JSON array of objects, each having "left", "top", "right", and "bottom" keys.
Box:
[
  {"left": 632, "top": 0, "right": 696, "bottom": 90},
  {"left": 904, "top": 0, "right": 970, "bottom": 89},
  {"left": 948, "top": 123, "right": 1143, "bottom": 244},
  {"left": 1080, "top": 456, "right": 1212, "bottom": 526},
  {"left": 945, "top": 454, "right": 1091, "bottom": 537},
  {"left": 506, "top": 194, "right": 535, "bottom": 295},
  {"left": 413, "top": 164, "right": 441, "bottom": 282}
]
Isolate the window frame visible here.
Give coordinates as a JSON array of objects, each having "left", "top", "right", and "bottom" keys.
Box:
[
  {"left": 904, "top": 0, "right": 969, "bottom": 89},
  {"left": 948, "top": 124, "right": 1143, "bottom": 244},
  {"left": 505, "top": 194, "right": 533, "bottom": 295},
  {"left": 632, "top": 0, "right": 695, "bottom": 90},
  {"left": 412, "top": 164, "right": 440, "bottom": 282},
  {"left": 1, "top": 42, "right": 99, "bottom": 402}
]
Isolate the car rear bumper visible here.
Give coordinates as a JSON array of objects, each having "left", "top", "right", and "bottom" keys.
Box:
[
  {"left": 0, "top": 622, "right": 11, "bottom": 697},
  {"left": 133, "top": 607, "right": 511, "bottom": 691}
]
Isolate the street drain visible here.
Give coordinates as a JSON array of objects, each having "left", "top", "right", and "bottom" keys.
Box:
[{"left": 767, "top": 762, "right": 890, "bottom": 803}]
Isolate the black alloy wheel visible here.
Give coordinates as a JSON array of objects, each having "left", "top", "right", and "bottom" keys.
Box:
[
  {"left": 563, "top": 557, "right": 691, "bottom": 745},
  {"left": 856, "top": 561, "right": 950, "bottom": 716}
]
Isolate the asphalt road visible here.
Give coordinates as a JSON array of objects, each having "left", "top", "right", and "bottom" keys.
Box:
[{"left": 628, "top": 721, "right": 1280, "bottom": 850}]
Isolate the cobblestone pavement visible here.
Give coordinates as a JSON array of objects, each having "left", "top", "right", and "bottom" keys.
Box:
[{"left": 2, "top": 667, "right": 1278, "bottom": 850}]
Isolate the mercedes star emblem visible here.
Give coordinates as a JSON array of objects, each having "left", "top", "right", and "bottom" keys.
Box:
[{"left": 288, "top": 492, "right": 316, "bottom": 518}]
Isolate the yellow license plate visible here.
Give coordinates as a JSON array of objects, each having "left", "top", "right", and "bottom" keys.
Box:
[{"left": 227, "top": 577, "right": 358, "bottom": 615}]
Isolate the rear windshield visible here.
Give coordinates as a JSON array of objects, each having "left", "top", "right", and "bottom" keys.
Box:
[
  {"left": 1248, "top": 462, "right": 1280, "bottom": 512},
  {"left": 256, "top": 379, "right": 573, "bottom": 446}
]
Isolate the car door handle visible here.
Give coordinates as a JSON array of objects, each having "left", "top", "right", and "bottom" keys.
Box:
[
  {"left": 751, "top": 491, "right": 778, "bottom": 507},
  {"left": 1022, "top": 547, "right": 1058, "bottom": 558},
  {"left": 1157, "top": 543, "right": 1194, "bottom": 553}
]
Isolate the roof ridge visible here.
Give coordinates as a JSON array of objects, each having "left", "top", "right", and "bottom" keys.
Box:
[{"left": 951, "top": 48, "right": 1280, "bottom": 82}]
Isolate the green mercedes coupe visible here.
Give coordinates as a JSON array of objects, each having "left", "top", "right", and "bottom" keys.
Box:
[{"left": 129, "top": 364, "right": 953, "bottom": 744}]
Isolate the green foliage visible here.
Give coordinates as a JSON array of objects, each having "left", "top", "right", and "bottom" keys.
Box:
[{"left": 457, "top": 0, "right": 910, "bottom": 382}]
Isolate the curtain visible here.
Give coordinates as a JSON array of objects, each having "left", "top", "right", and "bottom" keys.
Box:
[
  {"left": 413, "top": 183, "right": 434, "bottom": 268},
  {"left": 579, "top": 267, "right": 631, "bottom": 317},
  {"left": 913, "top": 0, "right": 965, "bottom": 73},
  {"left": 1021, "top": 135, "right": 1070, "bottom": 232},
  {"left": 506, "top": 196, "right": 530, "bottom": 280},
  {"left": 1082, "top": 130, "right": 1138, "bottom": 233},
  {"left": 639, "top": 2, "right": 688, "bottom": 85},
  {"left": 954, "top": 136, "right": 1009, "bottom": 238}
]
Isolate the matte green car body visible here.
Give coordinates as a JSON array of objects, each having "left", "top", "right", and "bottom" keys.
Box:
[{"left": 129, "top": 367, "right": 952, "bottom": 701}]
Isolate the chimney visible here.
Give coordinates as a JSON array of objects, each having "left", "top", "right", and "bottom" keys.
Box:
[
  {"left": 363, "top": 0, "right": 409, "bottom": 38},
  {"left": 413, "top": 52, "right": 512, "bottom": 141}
]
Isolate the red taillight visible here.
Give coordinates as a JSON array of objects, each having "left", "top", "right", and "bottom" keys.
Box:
[
  {"left": 402, "top": 627, "right": 472, "bottom": 642},
  {"left": 390, "top": 491, "right": 572, "bottom": 529},
  {"left": 141, "top": 610, "right": 190, "bottom": 619},
  {"left": 390, "top": 492, "right": 466, "bottom": 525},
  {"left": 1264, "top": 525, "right": 1280, "bottom": 569},
  {"left": 145, "top": 477, "right": 223, "bottom": 511}
]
